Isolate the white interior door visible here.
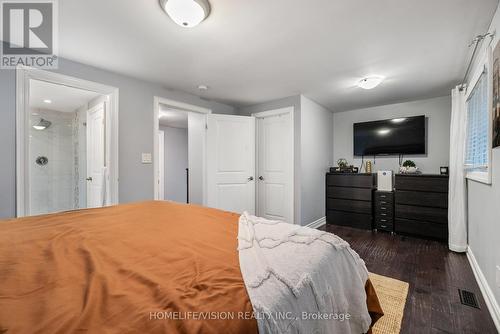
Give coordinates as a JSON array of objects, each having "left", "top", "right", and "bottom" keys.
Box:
[
  {"left": 206, "top": 114, "right": 255, "bottom": 214},
  {"left": 158, "top": 130, "right": 165, "bottom": 200},
  {"left": 86, "top": 103, "right": 106, "bottom": 208},
  {"left": 256, "top": 109, "right": 294, "bottom": 223}
]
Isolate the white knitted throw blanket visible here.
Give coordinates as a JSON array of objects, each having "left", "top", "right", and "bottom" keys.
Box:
[{"left": 238, "top": 212, "right": 372, "bottom": 334}]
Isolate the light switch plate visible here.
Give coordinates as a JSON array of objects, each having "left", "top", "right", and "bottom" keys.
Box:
[{"left": 141, "top": 153, "right": 152, "bottom": 164}]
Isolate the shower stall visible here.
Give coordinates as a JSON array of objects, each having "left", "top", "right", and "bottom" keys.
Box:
[{"left": 29, "top": 107, "right": 87, "bottom": 215}]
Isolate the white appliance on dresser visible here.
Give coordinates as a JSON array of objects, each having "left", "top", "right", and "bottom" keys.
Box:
[{"left": 377, "top": 171, "right": 393, "bottom": 191}]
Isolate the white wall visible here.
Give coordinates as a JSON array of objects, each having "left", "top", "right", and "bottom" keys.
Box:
[
  {"left": 161, "top": 126, "right": 188, "bottom": 203},
  {"left": 300, "top": 96, "right": 334, "bottom": 225},
  {"left": 333, "top": 96, "right": 451, "bottom": 174},
  {"left": 467, "top": 1, "right": 500, "bottom": 328}
]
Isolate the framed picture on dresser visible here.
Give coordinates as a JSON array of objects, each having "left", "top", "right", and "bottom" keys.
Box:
[{"left": 493, "top": 40, "right": 500, "bottom": 148}]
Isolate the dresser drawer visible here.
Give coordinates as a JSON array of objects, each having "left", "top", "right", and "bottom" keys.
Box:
[
  {"left": 395, "top": 218, "right": 448, "bottom": 240},
  {"left": 326, "top": 174, "right": 374, "bottom": 188},
  {"left": 375, "top": 220, "right": 394, "bottom": 232},
  {"left": 395, "top": 176, "right": 449, "bottom": 193},
  {"left": 375, "top": 191, "right": 393, "bottom": 200},
  {"left": 326, "top": 210, "right": 372, "bottom": 230},
  {"left": 375, "top": 197, "right": 394, "bottom": 207},
  {"left": 375, "top": 203, "right": 393, "bottom": 215},
  {"left": 326, "top": 198, "right": 372, "bottom": 214},
  {"left": 375, "top": 215, "right": 393, "bottom": 225},
  {"left": 395, "top": 190, "right": 448, "bottom": 209},
  {"left": 395, "top": 204, "right": 447, "bottom": 224},
  {"left": 326, "top": 186, "right": 372, "bottom": 201}
]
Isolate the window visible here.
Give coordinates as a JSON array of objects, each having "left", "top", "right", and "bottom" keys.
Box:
[{"left": 465, "top": 66, "right": 491, "bottom": 183}]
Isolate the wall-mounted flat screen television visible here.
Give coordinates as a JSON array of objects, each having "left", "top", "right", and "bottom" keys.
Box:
[{"left": 353, "top": 115, "right": 426, "bottom": 156}]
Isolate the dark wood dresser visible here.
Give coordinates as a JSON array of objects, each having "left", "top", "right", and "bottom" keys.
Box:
[
  {"left": 394, "top": 174, "right": 449, "bottom": 241},
  {"left": 325, "top": 173, "right": 376, "bottom": 230}
]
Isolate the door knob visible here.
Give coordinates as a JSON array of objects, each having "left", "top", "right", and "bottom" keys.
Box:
[
  {"left": 248, "top": 176, "right": 254, "bottom": 181},
  {"left": 259, "top": 176, "right": 264, "bottom": 181},
  {"left": 86, "top": 177, "right": 93, "bottom": 181}
]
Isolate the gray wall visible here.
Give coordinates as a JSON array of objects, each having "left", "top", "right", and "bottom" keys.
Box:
[
  {"left": 239, "top": 95, "right": 302, "bottom": 224},
  {"left": 160, "top": 126, "right": 188, "bottom": 203},
  {"left": 467, "top": 1, "right": 500, "bottom": 315},
  {"left": 0, "top": 55, "right": 235, "bottom": 219},
  {"left": 333, "top": 96, "right": 451, "bottom": 174},
  {"left": 300, "top": 96, "right": 334, "bottom": 225}
]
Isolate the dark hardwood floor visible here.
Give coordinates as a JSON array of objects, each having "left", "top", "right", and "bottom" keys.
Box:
[{"left": 320, "top": 224, "right": 498, "bottom": 334}]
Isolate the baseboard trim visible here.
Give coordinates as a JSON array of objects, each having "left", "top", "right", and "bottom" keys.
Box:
[
  {"left": 306, "top": 216, "right": 326, "bottom": 229},
  {"left": 467, "top": 246, "right": 500, "bottom": 332}
]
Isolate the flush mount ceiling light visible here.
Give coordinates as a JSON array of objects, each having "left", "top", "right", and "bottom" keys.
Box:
[
  {"left": 159, "top": 0, "right": 211, "bottom": 28},
  {"left": 198, "top": 84, "right": 209, "bottom": 91},
  {"left": 358, "top": 76, "right": 385, "bottom": 90},
  {"left": 43, "top": 99, "right": 52, "bottom": 104}
]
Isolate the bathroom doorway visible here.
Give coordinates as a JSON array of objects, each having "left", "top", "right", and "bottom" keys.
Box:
[{"left": 16, "top": 68, "right": 119, "bottom": 217}]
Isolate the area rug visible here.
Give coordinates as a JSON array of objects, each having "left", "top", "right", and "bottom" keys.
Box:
[{"left": 369, "top": 272, "right": 409, "bottom": 334}]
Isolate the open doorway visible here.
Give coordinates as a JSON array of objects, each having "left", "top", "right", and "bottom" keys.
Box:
[
  {"left": 158, "top": 108, "right": 189, "bottom": 203},
  {"left": 153, "top": 97, "right": 211, "bottom": 205},
  {"left": 16, "top": 67, "right": 119, "bottom": 217}
]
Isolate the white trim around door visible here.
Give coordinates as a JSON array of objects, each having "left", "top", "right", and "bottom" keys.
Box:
[
  {"left": 16, "top": 66, "right": 119, "bottom": 217},
  {"left": 153, "top": 97, "right": 211, "bottom": 202}
]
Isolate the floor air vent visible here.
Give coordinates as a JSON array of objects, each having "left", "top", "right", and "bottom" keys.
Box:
[{"left": 458, "top": 289, "right": 480, "bottom": 309}]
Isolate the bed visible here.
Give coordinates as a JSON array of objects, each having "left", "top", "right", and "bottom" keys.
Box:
[{"left": 0, "top": 201, "right": 382, "bottom": 333}]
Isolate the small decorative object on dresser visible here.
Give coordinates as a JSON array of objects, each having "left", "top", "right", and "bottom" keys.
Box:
[
  {"left": 440, "top": 166, "right": 449, "bottom": 175},
  {"left": 330, "top": 159, "right": 359, "bottom": 173},
  {"left": 399, "top": 160, "right": 419, "bottom": 174}
]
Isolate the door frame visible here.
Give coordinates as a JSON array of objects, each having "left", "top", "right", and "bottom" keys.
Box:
[
  {"left": 158, "top": 130, "right": 165, "bottom": 200},
  {"left": 16, "top": 66, "right": 119, "bottom": 217},
  {"left": 153, "top": 96, "right": 211, "bottom": 201},
  {"left": 252, "top": 107, "right": 295, "bottom": 224}
]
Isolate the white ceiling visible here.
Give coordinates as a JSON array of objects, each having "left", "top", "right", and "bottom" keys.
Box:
[
  {"left": 59, "top": 0, "right": 498, "bottom": 112},
  {"left": 159, "top": 106, "right": 189, "bottom": 128},
  {"left": 30, "top": 80, "right": 101, "bottom": 112}
]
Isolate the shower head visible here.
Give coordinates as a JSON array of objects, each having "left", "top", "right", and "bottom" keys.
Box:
[{"left": 33, "top": 118, "right": 52, "bottom": 130}]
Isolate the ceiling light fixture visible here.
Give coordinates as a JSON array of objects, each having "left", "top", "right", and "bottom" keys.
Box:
[
  {"left": 377, "top": 128, "right": 391, "bottom": 136},
  {"left": 358, "top": 76, "right": 385, "bottom": 90},
  {"left": 159, "top": 0, "right": 210, "bottom": 28},
  {"left": 43, "top": 99, "right": 52, "bottom": 104},
  {"left": 198, "top": 84, "right": 209, "bottom": 91}
]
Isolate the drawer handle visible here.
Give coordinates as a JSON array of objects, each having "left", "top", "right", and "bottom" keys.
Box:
[
  {"left": 381, "top": 207, "right": 386, "bottom": 210},
  {"left": 380, "top": 195, "right": 386, "bottom": 198},
  {"left": 380, "top": 225, "right": 387, "bottom": 228},
  {"left": 380, "top": 219, "right": 387, "bottom": 222},
  {"left": 380, "top": 213, "right": 387, "bottom": 216}
]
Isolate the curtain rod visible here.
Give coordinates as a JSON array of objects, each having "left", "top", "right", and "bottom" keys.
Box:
[{"left": 459, "top": 32, "right": 494, "bottom": 91}]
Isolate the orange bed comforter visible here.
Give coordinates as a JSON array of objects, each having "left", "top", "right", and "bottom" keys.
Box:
[{"left": 0, "top": 201, "right": 382, "bottom": 333}]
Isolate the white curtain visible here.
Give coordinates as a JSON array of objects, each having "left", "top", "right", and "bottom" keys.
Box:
[{"left": 448, "top": 86, "right": 468, "bottom": 252}]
